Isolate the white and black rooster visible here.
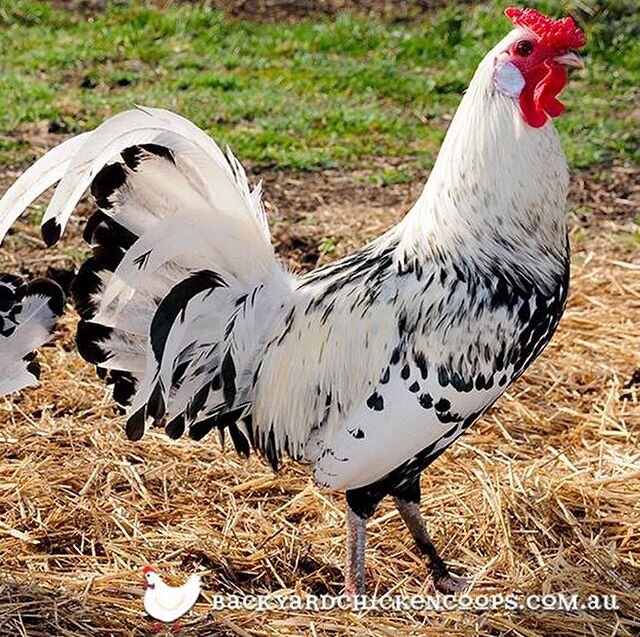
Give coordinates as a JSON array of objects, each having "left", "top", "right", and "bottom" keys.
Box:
[
  {"left": 0, "top": 273, "right": 62, "bottom": 396},
  {"left": 0, "top": 8, "right": 585, "bottom": 595}
]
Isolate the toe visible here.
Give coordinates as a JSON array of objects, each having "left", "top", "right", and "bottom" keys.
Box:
[{"left": 433, "top": 572, "right": 469, "bottom": 594}]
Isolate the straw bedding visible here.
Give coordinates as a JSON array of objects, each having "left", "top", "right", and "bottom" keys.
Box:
[{"left": 0, "top": 166, "right": 638, "bottom": 636}]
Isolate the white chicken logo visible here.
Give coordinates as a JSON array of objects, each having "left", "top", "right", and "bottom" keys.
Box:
[{"left": 143, "top": 566, "right": 201, "bottom": 633}]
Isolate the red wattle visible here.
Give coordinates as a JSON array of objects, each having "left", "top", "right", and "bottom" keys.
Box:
[
  {"left": 534, "top": 63, "right": 568, "bottom": 118},
  {"left": 517, "top": 66, "right": 547, "bottom": 128},
  {"left": 517, "top": 62, "right": 569, "bottom": 128}
]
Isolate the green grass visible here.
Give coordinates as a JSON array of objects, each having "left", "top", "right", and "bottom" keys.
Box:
[{"left": 0, "top": 0, "right": 637, "bottom": 171}]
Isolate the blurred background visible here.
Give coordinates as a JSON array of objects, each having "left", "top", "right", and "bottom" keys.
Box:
[
  {"left": 0, "top": 2, "right": 637, "bottom": 171},
  {"left": 0, "top": 0, "right": 637, "bottom": 273}
]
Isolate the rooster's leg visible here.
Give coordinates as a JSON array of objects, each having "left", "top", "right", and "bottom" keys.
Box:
[
  {"left": 392, "top": 479, "right": 465, "bottom": 593},
  {"left": 345, "top": 504, "right": 366, "bottom": 598}
]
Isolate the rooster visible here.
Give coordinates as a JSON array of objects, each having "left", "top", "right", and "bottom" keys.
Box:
[
  {"left": 0, "top": 8, "right": 585, "bottom": 596},
  {"left": 0, "top": 273, "right": 62, "bottom": 396}
]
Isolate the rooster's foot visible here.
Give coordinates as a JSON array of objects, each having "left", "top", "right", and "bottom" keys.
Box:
[{"left": 432, "top": 570, "right": 469, "bottom": 594}]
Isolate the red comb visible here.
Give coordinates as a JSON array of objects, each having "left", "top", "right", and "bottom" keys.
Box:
[
  {"left": 143, "top": 565, "right": 155, "bottom": 574},
  {"left": 505, "top": 7, "right": 586, "bottom": 50}
]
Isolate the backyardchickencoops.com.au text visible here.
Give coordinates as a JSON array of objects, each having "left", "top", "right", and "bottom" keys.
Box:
[{"left": 209, "top": 593, "right": 619, "bottom": 613}]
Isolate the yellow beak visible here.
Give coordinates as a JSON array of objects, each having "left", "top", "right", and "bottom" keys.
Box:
[{"left": 553, "top": 51, "right": 584, "bottom": 68}]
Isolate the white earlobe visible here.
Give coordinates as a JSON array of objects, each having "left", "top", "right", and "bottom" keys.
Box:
[{"left": 493, "top": 60, "right": 525, "bottom": 98}]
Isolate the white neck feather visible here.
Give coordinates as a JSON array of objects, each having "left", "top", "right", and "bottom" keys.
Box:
[{"left": 400, "top": 31, "right": 569, "bottom": 292}]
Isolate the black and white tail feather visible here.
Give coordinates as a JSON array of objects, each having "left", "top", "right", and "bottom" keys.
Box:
[
  {"left": 0, "top": 274, "right": 63, "bottom": 396},
  {"left": 0, "top": 107, "right": 293, "bottom": 460}
]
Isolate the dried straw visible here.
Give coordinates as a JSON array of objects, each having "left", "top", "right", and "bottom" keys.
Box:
[{"left": 0, "top": 168, "right": 638, "bottom": 636}]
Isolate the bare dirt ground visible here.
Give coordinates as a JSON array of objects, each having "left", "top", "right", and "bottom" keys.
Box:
[
  {"left": 3, "top": 124, "right": 638, "bottom": 277},
  {"left": 0, "top": 121, "right": 638, "bottom": 637}
]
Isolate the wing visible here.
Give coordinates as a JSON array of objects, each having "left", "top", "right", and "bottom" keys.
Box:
[
  {"left": 310, "top": 252, "right": 568, "bottom": 491},
  {"left": 310, "top": 342, "right": 506, "bottom": 490}
]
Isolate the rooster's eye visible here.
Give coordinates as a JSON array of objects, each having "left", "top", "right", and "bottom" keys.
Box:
[{"left": 515, "top": 40, "right": 534, "bottom": 57}]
